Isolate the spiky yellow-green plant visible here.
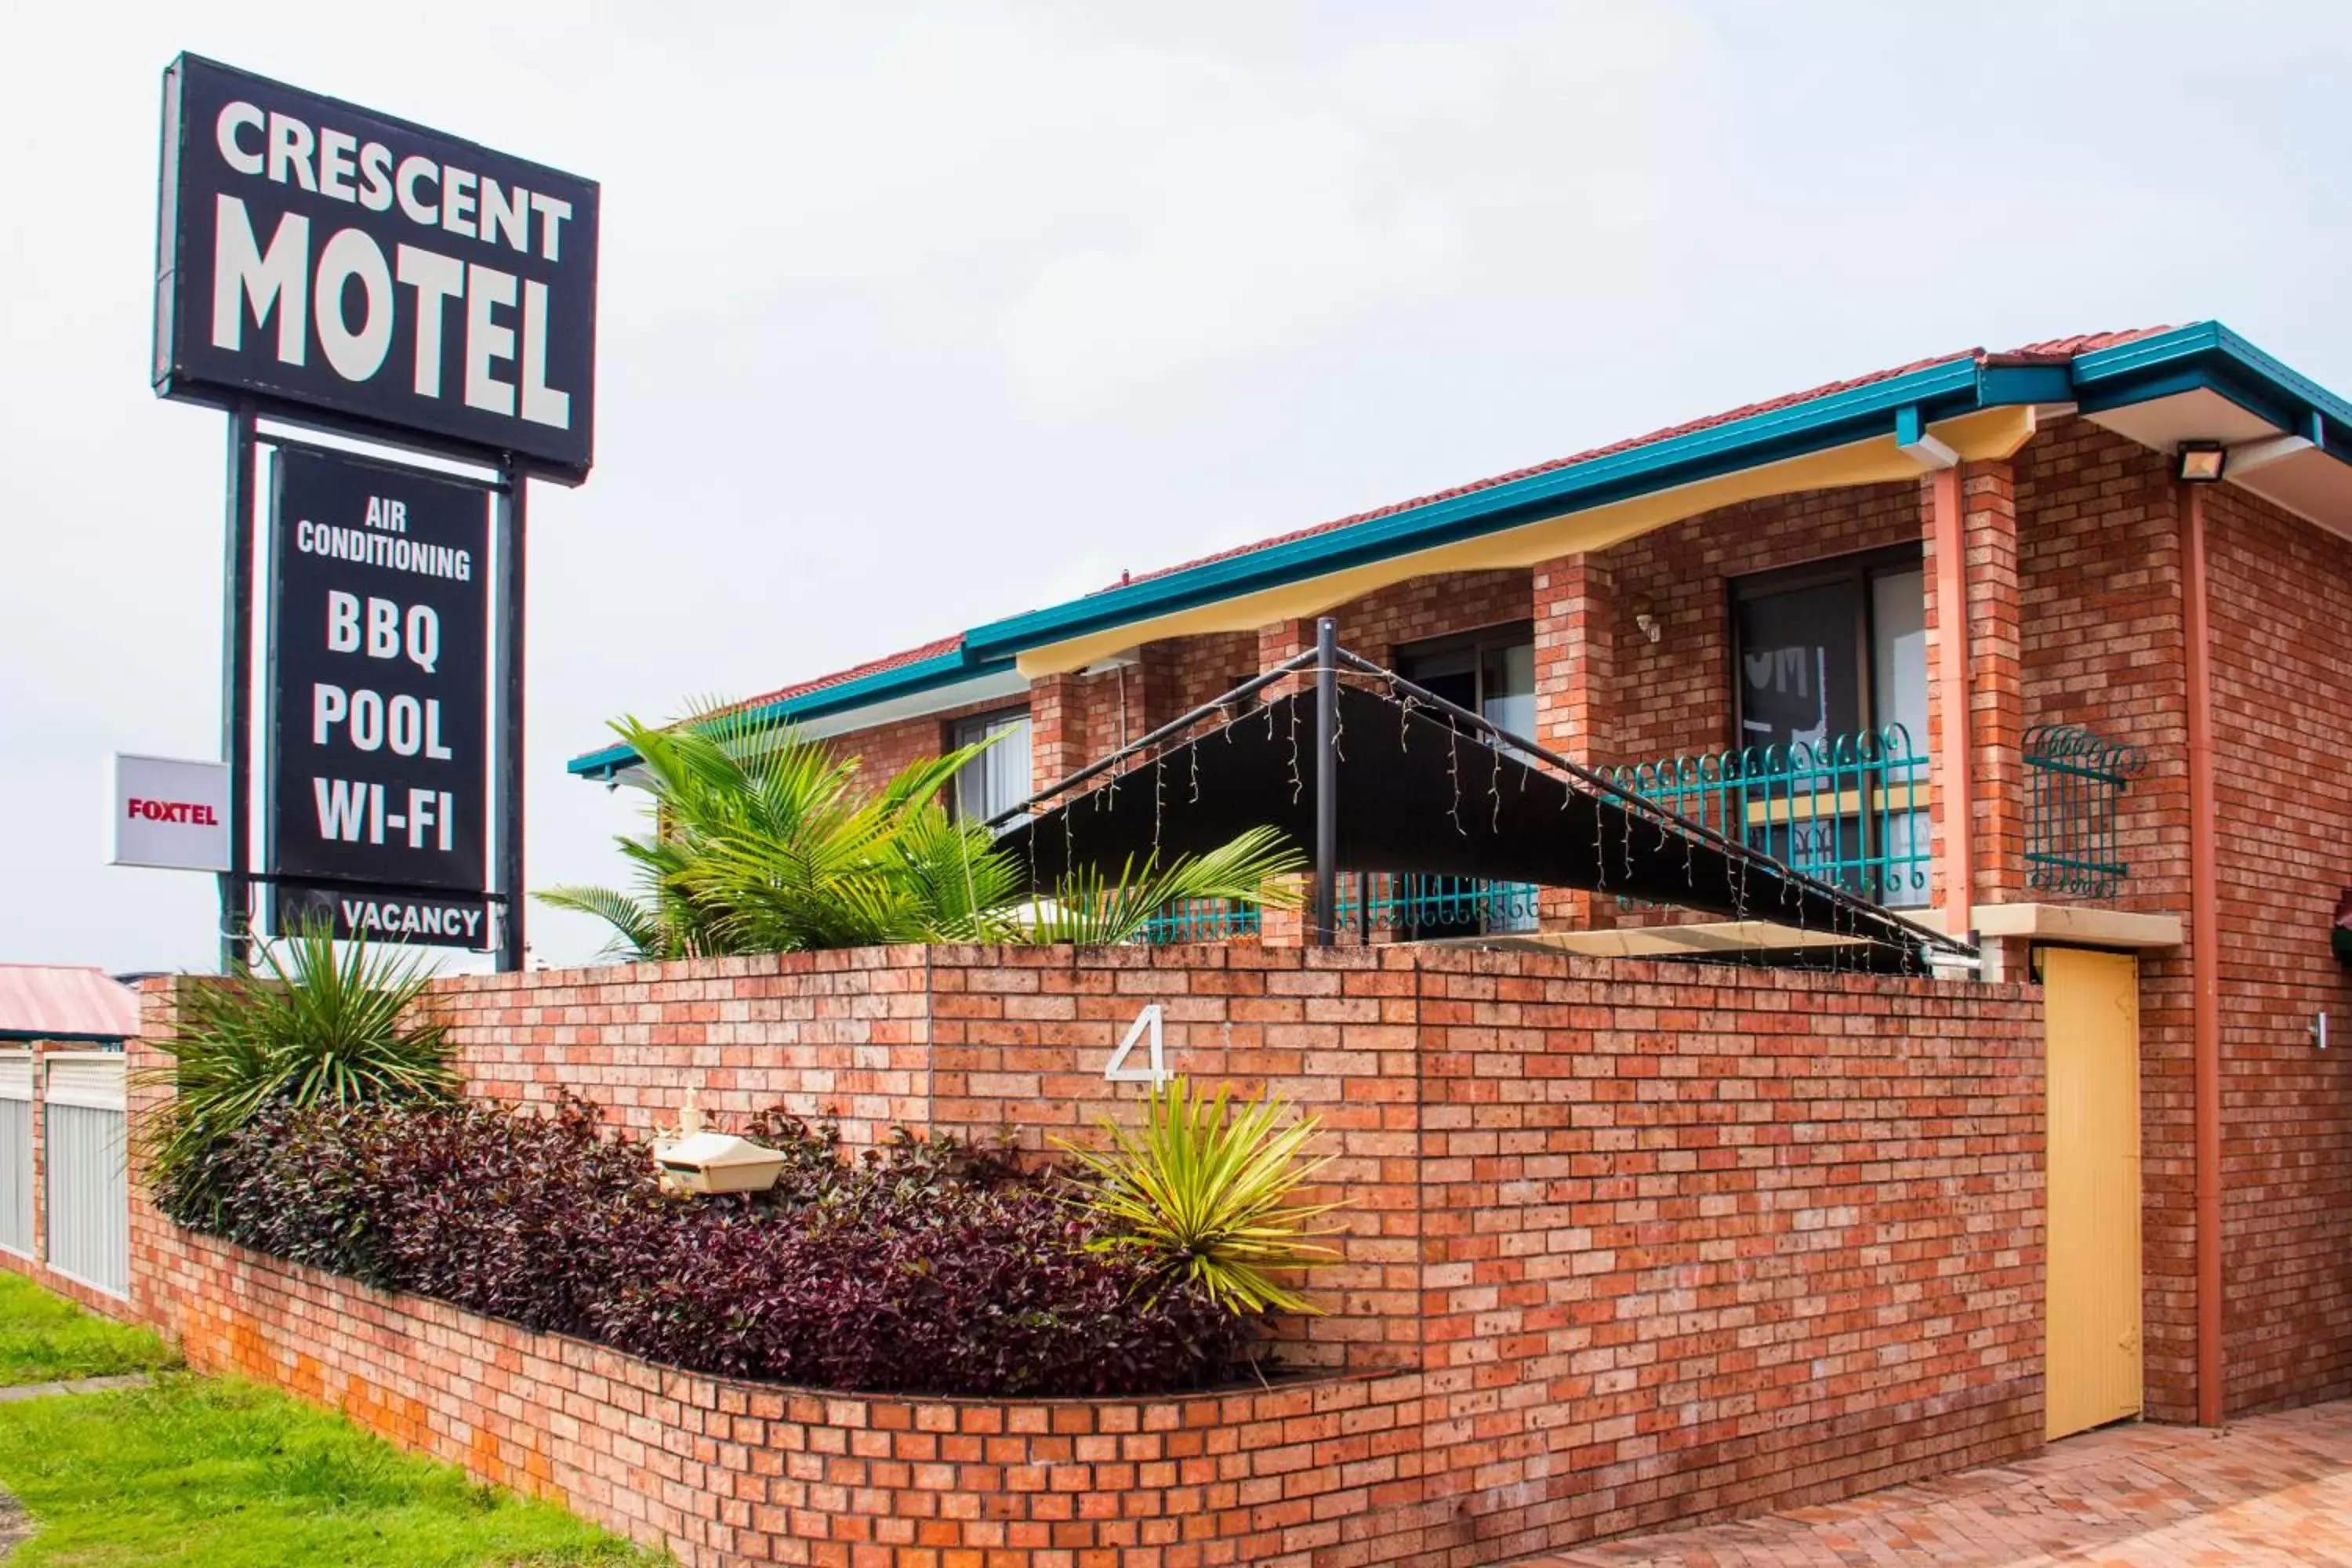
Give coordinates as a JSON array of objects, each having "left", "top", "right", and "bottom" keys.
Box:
[
  {"left": 140, "top": 924, "right": 456, "bottom": 1222},
  {"left": 1059, "top": 1076, "right": 1346, "bottom": 1316}
]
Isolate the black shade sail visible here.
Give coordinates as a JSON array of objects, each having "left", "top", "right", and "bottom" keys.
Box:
[{"left": 993, "top": 681, "right": 1955, "bottom": 960}]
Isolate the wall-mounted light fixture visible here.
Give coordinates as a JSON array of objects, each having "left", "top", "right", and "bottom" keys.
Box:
[
  {"left": 2176, "top": 441, "right": 2227, "bottom": 484},
  {"left": 1629, "top": 592, "right": 1662, "bottom": 644}
]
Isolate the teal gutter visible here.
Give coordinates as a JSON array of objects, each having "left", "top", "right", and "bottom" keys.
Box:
[
  {"left": 960, "top": 353, "right": 1987, "bottom": 661},
  {"left": 571, "top": 319, "right": 2352, "bottom": 778},
  {"left": 2072, "top": 321, "right": 2350, "bottom": 461},
  {"left": 566, "top": 648, "right": 1017, "bottom": 779}
]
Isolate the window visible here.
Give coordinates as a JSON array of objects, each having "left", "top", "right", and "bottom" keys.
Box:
[
  {"left": 1731, "top": 550, "right": 1924, "bottom": 754},
  {"left": 1396, "top": 622, "right": 1536, "bottom": 744},
  {"left": 950, "top": 710, "right": 1032, "bottom": 827},
  {"left": 1393, "top": 623, "right": 1539, "bottom": 935},
  {"left": 1729, "top": 550, "right": 1929, "bottom": 907}
]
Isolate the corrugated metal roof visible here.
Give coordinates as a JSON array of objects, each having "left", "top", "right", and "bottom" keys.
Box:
[{"left": 0, "top": 965, "right": 140, "bottom": 1041}]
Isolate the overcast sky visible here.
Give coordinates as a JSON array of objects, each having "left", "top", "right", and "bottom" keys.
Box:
[{"left": 5, "top": 1, "right": 2348, "bottom": 975}]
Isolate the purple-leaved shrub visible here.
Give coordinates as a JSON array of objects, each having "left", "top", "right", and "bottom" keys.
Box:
[{"left": 158, "top": 1097, "right": 1261, "bottom": 1398}]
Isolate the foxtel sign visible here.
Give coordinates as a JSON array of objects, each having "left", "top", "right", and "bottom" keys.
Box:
[{"left": 153, "top": 54, "right": 600, "bottom": 483}]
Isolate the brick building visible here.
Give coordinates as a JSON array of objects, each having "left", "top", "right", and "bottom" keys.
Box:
[{"left": 571, "top": 321, "right": 2352, "bottom": 1433}]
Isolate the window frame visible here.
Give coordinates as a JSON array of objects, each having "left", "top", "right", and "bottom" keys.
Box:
[
  {"left": 1726, "top": 545, "right": 1922, "bottom": 752},
  {"left": 946, "top": 706, "right": 1033, "bottom": 826},
  {"left": 1725, "top": 545, "right": 1930, "bottom": 908},
  {"left": 1393, "top": 619, "right": 1537, "bottom": 718}
]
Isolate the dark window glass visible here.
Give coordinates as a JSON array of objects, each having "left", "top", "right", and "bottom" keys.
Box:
[{"left": 1733, "top": 578, "right": 1864, "bottom": 753}]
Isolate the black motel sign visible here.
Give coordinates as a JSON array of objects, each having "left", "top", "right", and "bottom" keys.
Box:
[
  {"left": 265, "top": 446, "right": 493, "bottom": 947},
  {"left": 154, "top": 53, "right": 599, "bottom": 484}
]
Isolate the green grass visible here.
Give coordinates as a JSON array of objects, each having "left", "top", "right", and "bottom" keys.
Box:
[
  {"left": 0, "top": 1279, "right": 666, "bottom": 1566},
  {"left": 0, "top": 1272, "right": 177, "bottom": 1385},
  {"left": 0, "top": 1376, "right": 665, "bottom": 1566}
]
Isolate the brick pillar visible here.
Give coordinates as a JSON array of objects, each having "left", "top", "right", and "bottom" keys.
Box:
[
  {"left": 1254, "top": 619, "right": 1314, "bottom": 946},
  {"left": 1922, "top": 470, "right": 1969, "bottom": 934},
  {"left": 1533, "top": 553, "right": 1616, "bottom": 928},
  {"left": 1257, "top": 618, "right": 1312, "bottom": 702},
  {"left": 1027, "top": 671, "right": 1086, "bottom": 795},
  {"left": 1962, "top": 460, "right": 2024, "bottom": 909}
]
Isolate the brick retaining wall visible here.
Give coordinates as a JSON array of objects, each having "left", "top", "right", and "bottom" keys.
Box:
[
  {"left": 149, "top": 1229, "right": 1421, "bottom": 1567},
  {"left": 9, "top": 947, "right": 2046, "bottom": 1566}
]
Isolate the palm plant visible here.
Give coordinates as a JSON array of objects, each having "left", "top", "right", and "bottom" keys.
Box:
[
  {"left": 143, "top": 924, "right": 456, "bottom": 1216},
  {"left": 979, "top": 828, "right": 1303, "bottom": 946},
  {"left": 541, "top": 707, "right": 1304, "bottom": 957},
  {"left": 1058, "top": 1076, "right": 1347, "bottom": 1316}
]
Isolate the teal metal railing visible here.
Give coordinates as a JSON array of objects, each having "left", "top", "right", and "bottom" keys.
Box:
[
  {"left": 1139, "top": 876, "right": 1543, "bottom": 944},
  {"left": 2024, "top": 724, "right": 2144, "bottom": 898},
  {"left": 1139, "top": 898, "right": 1264, "bottom": 944},
  {"left": 1603, "top": 725, "right": 1932, "bottom": 909},
  {"left": 1338, "top": 874, "right": 1541, "bottom": 937}
]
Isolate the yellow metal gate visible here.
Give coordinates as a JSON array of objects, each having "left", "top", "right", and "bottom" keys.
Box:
[{"left": 2042, "top": 946, "right": 2143, "bottom": 1439}]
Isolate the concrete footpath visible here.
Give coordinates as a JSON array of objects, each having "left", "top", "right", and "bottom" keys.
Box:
[{"left": 1514, "top": 1400, "right": 2352, "bottom": 1566}]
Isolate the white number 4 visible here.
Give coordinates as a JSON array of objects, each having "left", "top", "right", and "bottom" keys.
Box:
[{"left": 1104, "top": 1004, "right": 1170, "bottom": 1087}]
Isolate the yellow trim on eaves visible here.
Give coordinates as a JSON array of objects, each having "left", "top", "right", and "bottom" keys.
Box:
[{"left": 1016, "top": 406, "right": 2038, "bottom": 677}]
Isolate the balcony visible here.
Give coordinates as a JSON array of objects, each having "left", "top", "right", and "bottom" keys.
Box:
[
  {"left": 1603, "top": 726, "right": 1933, "bottom": 911},
  {"left": 1136, "top": 720, "right": 2141, "bottom": 945}
]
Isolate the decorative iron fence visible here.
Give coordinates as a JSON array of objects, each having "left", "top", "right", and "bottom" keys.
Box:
[
  {"left": 2024, "top": 724, "right": 2145, "bottom": 898},
  {"left": 1138, "top": 875, "right": 1542, "bottom": 945},
  {"left": 1338, "top": 874, "right": 1541, "bottom": 938},
  {"left": 1603, "top": 725, "right": 1932, "bottom": 909},
  {"left": 1139, "top": 898, "right": 1262, "bottom": 944}
]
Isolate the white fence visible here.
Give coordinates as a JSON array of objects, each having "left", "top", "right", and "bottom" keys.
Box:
[
  {"left": 44, "top": 1052, "right": 128, "bottom": 1298},
  {"left": 0, "top": 1053, "right": 30, "bottom": 1259}
]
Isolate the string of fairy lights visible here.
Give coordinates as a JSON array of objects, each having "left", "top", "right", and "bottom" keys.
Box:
[{"left": 1003, "top": 643, "right": 1947, "bottom": 975}]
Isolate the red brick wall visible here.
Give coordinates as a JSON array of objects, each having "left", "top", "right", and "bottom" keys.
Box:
[
  {"left": 827, "top": 692, "right": 1033, "bottom": 798},
  {"left": 2198, "top": 480, "right": 2352, "bottom": 1417},
  {"left": 2011, "top": 416, "right": 2201, "bottom": 1421},
  {"left": 71, "top": 947, "right": 2055, "bottom": 1566},
  {"left": 1407, "top": 955, "right": 2043, "bottom": 1560},
  {"left": 148, "top": 1229, "right": 1421, "bottom": 1568},
  {"left": 1314, "top": 568, "right": 1534, "bottom": 662},
  {"left": 1592, "top": 482, "right": 1922, "bottom": 767}
]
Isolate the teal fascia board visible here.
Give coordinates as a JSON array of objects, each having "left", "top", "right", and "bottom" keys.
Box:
[
  {"left": 565, "top": 648, "right": 1017, "bottom": 778},
  {"left": 572, "top": 319, "right": 2352, "bottom": 780},
  {"left": 2071, "top": 321, "right": 2352, "bottom": 463},
  {"left": 962, "top": 354, "right": 1987, "bottom": 661}
]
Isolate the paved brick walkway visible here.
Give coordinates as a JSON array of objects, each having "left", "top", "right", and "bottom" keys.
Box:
[{"left": 1515, "top": 1402, "right": 2352, "bottom": 1566}]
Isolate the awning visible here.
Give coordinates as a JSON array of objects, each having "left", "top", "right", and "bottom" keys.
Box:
[{"left": 993, "top": 681, "right": 1960, "bottom": 964}]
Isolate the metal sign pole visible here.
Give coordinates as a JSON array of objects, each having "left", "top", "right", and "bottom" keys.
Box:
[
  {"left": 495, "top": 462, "right": 528, "bottom": 973},
  {"left": 1312, "top": 616, "right": 1338, "bottom": 948},
  {"left": 217, "top": 401, "right": 257, "bottom": 972}
]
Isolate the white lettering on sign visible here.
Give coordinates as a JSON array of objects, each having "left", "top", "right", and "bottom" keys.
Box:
[
  {"left": 311, "top": 777, "right": 455, "bottom": 851},
  {"left": 324, "top": 593, "right": 441, "bottom": 672},
  {"left": 206, "top": 183, "right": 572, "bottom": 425},
  {"left": 294, "top": 518, "right": 472, "bottom": 582},
  {"left": 339, "top": 897, "right": 484, "bottom": 941},
  {"left": 310, "top": 684, "right": 453, "bottom": 758},
  {"left": 1104, "top": 1004, "right": 1170, "bottom": 1087}
]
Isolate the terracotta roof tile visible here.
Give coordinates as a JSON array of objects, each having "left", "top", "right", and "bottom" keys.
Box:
[
  {"left": 1109, "top": 327, "right": 2169, "bottom": 591},
  {"left": 728, "top": 633, "right": 967, "bottom": 715},
  {"left": 723, "top": 328, "right": 2169, "bottom": 717}
]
